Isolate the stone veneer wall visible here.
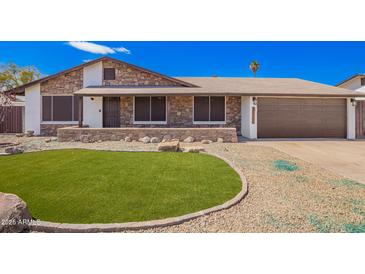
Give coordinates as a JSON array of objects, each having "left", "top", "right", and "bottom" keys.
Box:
[
  {"left": 102, "top": 60, "right": 183, "bottom": 86},
  {"left": 58, "top": 127, "right": 238, "bottom": 143},
  {"left": 40, "top": 124, "right": 78, "bottom": 136},
  {"left": 119, "top": 96, "right": 241, "bottom": 133},
  {"left": 40, "top": 68, "right": 83, "bottom": 95}
]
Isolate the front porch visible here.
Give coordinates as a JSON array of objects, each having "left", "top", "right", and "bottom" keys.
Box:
[{"left": 57, "top": 126, "right": 238, "bottom": 143}]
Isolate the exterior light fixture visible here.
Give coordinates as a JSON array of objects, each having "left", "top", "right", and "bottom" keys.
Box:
[
  {"left": 252, "top": 97, "right": 257, "bottom": 106},
  {"left": 351, "top": 98, "right": 357, "bottom": 107},
  {"left": 91, "top": 97, "right": 94, "bottom": 101}
]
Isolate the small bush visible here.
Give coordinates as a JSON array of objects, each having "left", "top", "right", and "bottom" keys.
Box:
[{"left": 344, "top": 223, "right": 365, "bottom": 233}]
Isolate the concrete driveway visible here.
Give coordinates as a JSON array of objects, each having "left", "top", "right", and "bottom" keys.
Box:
[{"left": 251, "top": 140, "right": 365, "bottom": 184}]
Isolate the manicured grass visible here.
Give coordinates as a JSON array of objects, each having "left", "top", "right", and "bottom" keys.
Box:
[{"left": 0, "top": 149, "right": 242, "bottom": 224}]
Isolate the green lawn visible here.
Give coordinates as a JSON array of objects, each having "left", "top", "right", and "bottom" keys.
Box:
[{"left": 0, "top": 149, "right": 241, "bottom": 224}]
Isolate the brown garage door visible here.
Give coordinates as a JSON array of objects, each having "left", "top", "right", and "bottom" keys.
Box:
[{"left": 257, "top": 98, "right": 347, "bottom": 138}]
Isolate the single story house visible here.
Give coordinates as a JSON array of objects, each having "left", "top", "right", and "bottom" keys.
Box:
[
  {"left": 8, "top": 57, "right": 363, "bottom": 142},
  {"left": 336, "top": 74, "right": 365, "bottom": 139}
]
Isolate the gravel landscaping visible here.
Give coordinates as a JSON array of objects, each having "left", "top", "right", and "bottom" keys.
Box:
[{"left": 1, "top": 134, "right": 364, "bottom": 232}]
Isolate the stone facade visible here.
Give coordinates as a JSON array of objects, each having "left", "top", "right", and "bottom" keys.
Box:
[
  {"left": 58, "top": 127, "right": 238, "bottom": 143},
  {"left": 41, "top": 124, "right": 77, "bottom": 136},
  {"left": 40, "top": 68, "right": 83, "bottom": 95},
  {"left": 118, "top": 95, "right": 241, "bottom": 133},
  {"left": 102, "top": 60, "right": 183, "bottom": 86}
]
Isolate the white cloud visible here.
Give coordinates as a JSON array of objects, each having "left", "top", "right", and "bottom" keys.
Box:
[
  {"left": 113, "top": 47, "right": 131, "bottom": 54},
  {"left": 68, "top": 41, "right": 131, "bottom": 55},
  {"left": 83, "top": 59, "right": 92, "bottom": 63}
]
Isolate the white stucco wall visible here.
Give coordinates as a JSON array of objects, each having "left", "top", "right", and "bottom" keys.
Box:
[
  {"left": 347, "top": 98, "right": 356, "bottom": 140},
  {"left": 83, "top": 61, "right": 103, "bottom": 87},
  {"left": 82, "top": 62, "right": 103, "bottom": 128},
  {"left": 24, "top": 84, "right": 41, "bottom": 135},
  {"left": 241, "top": 96, "right": 257, "bottom": 139}
]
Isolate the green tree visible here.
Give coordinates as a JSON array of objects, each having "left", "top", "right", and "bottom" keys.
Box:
[
  {"left": 249, "top": 60, "right": 260, "bottom": 77},
  {"left": 0, "top": 63, "right": 40, "bottom": 92}
]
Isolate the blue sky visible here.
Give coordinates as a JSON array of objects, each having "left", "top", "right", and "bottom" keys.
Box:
[{"left": 0, "top": 41, "right": 364, "bottom": 85}]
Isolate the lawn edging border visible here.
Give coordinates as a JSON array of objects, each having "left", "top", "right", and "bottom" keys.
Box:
[{"left": 29, "top": 151, "right": 248, "bottom": 233}]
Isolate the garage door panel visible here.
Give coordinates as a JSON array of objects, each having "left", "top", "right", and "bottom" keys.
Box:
[{"left": 257, "top": 98, "right": 347, "bottom": 138}]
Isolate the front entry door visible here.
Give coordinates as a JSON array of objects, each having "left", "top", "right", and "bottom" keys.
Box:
[{"left": 103, "top": 97, "right": 120, "bottom": 128}]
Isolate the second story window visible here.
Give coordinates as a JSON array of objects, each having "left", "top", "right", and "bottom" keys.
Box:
[
  {"left": 103, "top": 68, "right": 116, "bottom": 80},
  {"left": 361, "top": 77, "right": 365, "bottom": 86}
]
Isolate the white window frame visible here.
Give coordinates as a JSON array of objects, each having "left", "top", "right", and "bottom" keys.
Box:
[
  {"left": 40, "top": 95, "right": 78, "bottom": 124},
  {"left": 133, "top": 96, "right": 167, "bottom": 125},
  {"left": 193, "top": 96, "right": 226, "bottom": 125}
]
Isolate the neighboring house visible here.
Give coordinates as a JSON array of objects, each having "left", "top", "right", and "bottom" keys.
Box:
[
  {"left": 337, "top": 74, "right": 365, "bottom": 138},
  {"left": 7, "top": 57, "right": 362, "bottom": 141}
]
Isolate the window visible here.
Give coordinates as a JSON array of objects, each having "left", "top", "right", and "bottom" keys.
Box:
[
  {"left": 103, "top": 68, "right": 116, "bottom": 80},
  {"left": 361, "top": 78, "right": 365, "bottom": 86},
  {"left": 42, "top": 96, "right": 79, "bottom": 122},
  {"left": 194, "top": 96, "right": 225, "bottom": 123},
  {"left": 134, "top": 96, "right": 166, "bottom": 123}
]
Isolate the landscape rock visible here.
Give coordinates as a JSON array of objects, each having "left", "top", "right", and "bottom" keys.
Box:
[
  {"left": 80, "top": 135, "right": 94, "bottom": 143},
  {"left": 0, "top": 192, "right": 32, "bottom": 233},
  {"left": 4, "top": 146, "right": 24, "bottom": 155},
  {"left": 139, "top": 136, "right": 151, "bottom": 144},
  {"left": 183, "top": 136, "right": 195, "bottom": 143},
  {"left": 50, "top": 137, "right": 58, "bottom": 142},
  {"left": 201, "top": 139, "right": 213, "bottom": 144},
  {"left": 15, "top": 133, "right": 24, "bottom": 138},
  {"left": 124, "top": 136, "right": 132, "bottom": 142},
  {"left": 25, "top": 130, "right": 34, "bottom": 137},
  {"left": 183, "top": 146, "right": 205, "bottom": 153},
  {"left": 45, "top": 138, "right": 52, "bottom": 143},
  {"left": 157, "top": 140, "right": 180, "bottom": 152},
  {"left": 150, "top": 137, "right": 160, "bottom": 143},
  {"left": 97, "top": 140, "right": 102, "bottom": 143},
  {"left": 162, "top": 135, "right": 172, "bottom": 142},
  {"left": 217, "top": 138, "right": 224, "bottom": 143}
]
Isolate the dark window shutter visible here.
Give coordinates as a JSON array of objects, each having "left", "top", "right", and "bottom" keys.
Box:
[
  {"left": 73, "top": 96, "right": 79, "bottom": 121},
  {"left": 53, "top": 96, "right": 73, "bottom": 121},
  {"left": 135, "top": 97, "right": 150, "bottom": 121},
  {"left": 194, "top": 96, "right": 209, "bottom": 121},
  {"left": 104, "top": 68, "right": 116, "bottom": 80},
  {"left": 151, "top": 96, "right": 166, "bottom": 121},
  {"left": 42, "top": 96, "right": 52, "bottom": 121},
  {"left": 210, "top": 96, "right": 225, "bottom": 121}
]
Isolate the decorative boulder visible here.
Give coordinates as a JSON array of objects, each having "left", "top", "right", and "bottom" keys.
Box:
[
  {"left": 0, "top": 192, "right": 32, "bottom": 233},
  {"left": 162, "top": 135, "right": 172, "bottom": 142},
  {"left": 124, "top": 136, "right": 132, "bottom": 142},
  {"left": 25, "top": 130, "right": 34, "bottom": 137},
  {"left": 201, "top": 139, "right": 213, "bottom": 144},
  {"left": 139, "top": 136, "right": 151, "bottom": 144},
  {"left": 15, "top": 133, "right": 24, "bottom": 138},
  {"left": 158, "top": 140, "right": 180, "bottom": 152},
  {"left": 44, "top": 138, "right": 52, "bottom": 143},
  {"left": 217, "top": 137, "right": 224, "bottom": 143},
  {"left": 150, "top": 137, "right": 160, "bottom": 143},
  {"left": 4, "top": 146, "right": 24, "bottom": 155},
  {"left": 183, "top": 136, "right": 195, "bottom": 143},
  {"left": 183, "top": 146, "right": 205, "bottom": 153}
]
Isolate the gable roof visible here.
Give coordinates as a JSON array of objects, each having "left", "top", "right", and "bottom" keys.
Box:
[
  {"left": 75, "top": 77, "right": 362, "bottom": 97},
  {"left": 7, "top": 57, "right": 197, "bottom": 94},
  {"left": 336, "top": 74, "right": 365, "bottom": 87}
]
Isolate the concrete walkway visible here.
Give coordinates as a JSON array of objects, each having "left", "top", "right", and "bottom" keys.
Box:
[{"left": 251, "top": 140, "right": 365, "bottom": 184}]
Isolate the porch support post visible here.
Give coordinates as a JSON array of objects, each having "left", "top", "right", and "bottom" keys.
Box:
[{"left": 78, "top": 95, "right": 83, "bottom": 127}]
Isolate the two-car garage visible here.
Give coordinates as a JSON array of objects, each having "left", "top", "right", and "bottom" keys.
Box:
[{"left": 257, "top": 98, "right": 347, "bottom": 138}]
